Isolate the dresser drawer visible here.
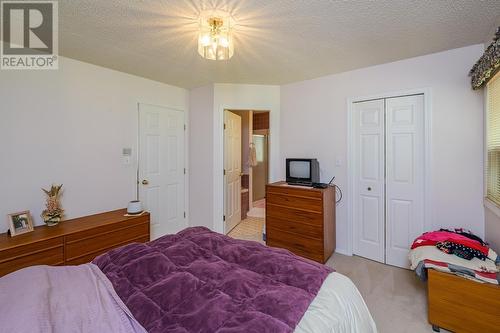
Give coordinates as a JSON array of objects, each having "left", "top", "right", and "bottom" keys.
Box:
[
  {"left": 267, "top": 192, "right": 322, "bottom": 212},
  {"left": 66, "top": 235, "right": 150, "bottom": 265},
  {"left": 0, "top": 237, "right": 63, "bottom": 263},
  {"left": 0, "top": 245, "right": 63, "bottom": 276},
  {"left": 267, "top": 227, "right": 323, "bottom": 253},
  {"left": 267, "top": 185, "right": 323, "bottom": 199},
  {"left": 267, "top": 204, "right": 323, "bottom": 225},
  {"left": 266, "top": 217, "right": 323, "bottom": 238},
  {"left": 266, "top": 236, "right": 323, "bottom": 262},
  {"left": 267, "top": 239, "right": 323, "bottom": 262},
  {"left": 65, "top": 216, "right": 149, "bottom": 242},
  {"left": 65, "top": 223, "right": 149, "bottom": 262},
  {"left": 285, "top": 246, "right": 323, "bottom": 262}
]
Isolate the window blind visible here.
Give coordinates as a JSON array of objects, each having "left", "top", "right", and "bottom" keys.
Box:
[{"left": 487, "top": 72, "right": 500, "bottom": 205}]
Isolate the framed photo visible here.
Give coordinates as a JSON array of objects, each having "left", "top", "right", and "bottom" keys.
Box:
[{"left": 7, "top": 211, "right": 34, "bottom": 237}]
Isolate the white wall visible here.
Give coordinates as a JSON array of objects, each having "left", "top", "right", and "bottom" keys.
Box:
[
  {"left": 188, "top": 83, "right": 280, "bottom": 232},
  {"left": 0, "top": 56, "right": 188, "bottom": 232},
  {"left": 280, "top": 45, "right": 485, "bottom": 254},
  {"left": 188, "top": 85, "right": 214, "bottom": 229}
]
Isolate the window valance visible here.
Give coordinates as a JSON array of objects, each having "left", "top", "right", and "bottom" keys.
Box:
[{"left": 470, "top": 27, "right": 500, "bottom": 90}]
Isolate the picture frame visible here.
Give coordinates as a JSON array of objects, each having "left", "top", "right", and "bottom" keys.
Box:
[{"left": 7, "top": 211, "right": 34, "bottom": 237}]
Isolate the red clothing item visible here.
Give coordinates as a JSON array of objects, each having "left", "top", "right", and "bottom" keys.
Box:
[{"left": 411, "top": 231, "right": 489, "bottom": 255}]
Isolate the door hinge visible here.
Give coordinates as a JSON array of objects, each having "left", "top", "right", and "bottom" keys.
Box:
[
  {"left": 184, "top": 124, "right": 187, "bottom": 130},
  {"left": 184, "top": 211, "right": 186, "bottom": 218},
  {"left": 224, "top": 123, "right": 226, "bottom": 130},
  {"left": 223, "top": 215, "right": 226, "bottom": 221},
  {"left": 184, "top": 168, "right": 186, "bottom": 175},
  {"left": 223, "top": 169, "right": 226, "bottom": 175}
]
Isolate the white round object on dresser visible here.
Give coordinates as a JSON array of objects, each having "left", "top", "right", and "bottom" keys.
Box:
[{"left": 127, "top": 200, "right": 143, "bottom": 214}]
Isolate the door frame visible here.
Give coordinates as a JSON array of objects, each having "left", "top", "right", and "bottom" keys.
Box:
[
  {"left": 136, "top": 102, "right": 189, "bottom": 227},
  {"left": 346, "top": 88, "right": 433, "bottom": 257}
]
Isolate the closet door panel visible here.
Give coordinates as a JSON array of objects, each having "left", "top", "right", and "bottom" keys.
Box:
[
  {"left": 353, "top": 99, "right": 385, "bottom": 263},
  {"left": 385, "top": 95, "right": 425, "bottom": 268}
]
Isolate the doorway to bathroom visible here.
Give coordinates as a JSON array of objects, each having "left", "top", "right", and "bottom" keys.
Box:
[{"left": 224, "top": 110, "right": 270, "bottom": 243}]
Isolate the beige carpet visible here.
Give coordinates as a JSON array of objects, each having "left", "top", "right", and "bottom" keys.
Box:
[
  {"left": 228, "top": 217, "right": 444, "bottom": 333},
  {"left": 327, "top": 253, "right": 445, "bottom": 333}
]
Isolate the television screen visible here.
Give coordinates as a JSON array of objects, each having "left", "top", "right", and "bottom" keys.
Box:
[{"left": 289, "top": 161, "right": 310, "bottom": 179}]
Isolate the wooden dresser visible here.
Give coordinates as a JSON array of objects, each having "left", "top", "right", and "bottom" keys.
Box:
[
  {"left": 427, "top": 269, "right": 500, "bottom": 333},
  {"left": 0, "top": 209, "right": 150, "bottom": 277},
  {"left": 266, "top": 181, "right": 335, "bottom": 263}
]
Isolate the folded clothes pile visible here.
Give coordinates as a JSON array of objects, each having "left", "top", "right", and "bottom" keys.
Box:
[{"left": 409, "top": 228, "right": 500, "bottom": 284}]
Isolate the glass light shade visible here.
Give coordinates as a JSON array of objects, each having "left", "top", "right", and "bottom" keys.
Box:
[{"left": 198, "top": 12, "right": 234, "bottom": 60}]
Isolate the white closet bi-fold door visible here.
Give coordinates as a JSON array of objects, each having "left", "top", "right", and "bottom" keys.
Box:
[{"left": 353, "top": 94, "right": 425, "bottom": 268}]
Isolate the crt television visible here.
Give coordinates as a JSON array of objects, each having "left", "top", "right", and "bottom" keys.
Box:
[{"left": 286, "top": 158, "right": 320, "bottom": 185}]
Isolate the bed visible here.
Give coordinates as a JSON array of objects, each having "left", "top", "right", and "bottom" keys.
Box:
[{"left": 0, "top": 227, "right": 376, "bottom": 333}]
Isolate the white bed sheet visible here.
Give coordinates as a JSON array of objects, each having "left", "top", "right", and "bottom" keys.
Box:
[{"left": 295, "top": 272, "right": 377, "bottom": 333}]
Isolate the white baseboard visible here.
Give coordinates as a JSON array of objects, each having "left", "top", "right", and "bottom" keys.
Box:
[{"left": 335, "top": 248, "right": 352, "bottom": 256}]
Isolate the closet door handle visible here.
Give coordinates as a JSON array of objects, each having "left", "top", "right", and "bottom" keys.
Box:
[{"left": 367, "top": 187, "right": 372, "bottom": 191}]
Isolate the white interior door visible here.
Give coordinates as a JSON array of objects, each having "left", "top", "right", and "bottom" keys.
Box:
[
  {"left": 353, "top": 99, "right": 386, "bottom": 263},
  {"left": 385, "top": 95, "right": 425, "bottom": 268},
  {"left": 139, "top": 104, "right": 185, "bottom": 240},
  {"left": 224, "top": 110, "right": 242, "bottom": 233}
]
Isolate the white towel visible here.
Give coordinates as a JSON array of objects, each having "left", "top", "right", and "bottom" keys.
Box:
[{"left": 249, "top": 145, "right": 258, "bottom": 167}]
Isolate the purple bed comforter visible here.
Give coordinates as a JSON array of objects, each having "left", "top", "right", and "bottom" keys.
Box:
[{"left": 93, "top": 227, "right": 332, "bottom": 333}]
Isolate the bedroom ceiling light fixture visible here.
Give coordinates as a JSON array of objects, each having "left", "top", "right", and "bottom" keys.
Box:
[{"left": 198, "top": 11, "right": 234, "bottom": 61}]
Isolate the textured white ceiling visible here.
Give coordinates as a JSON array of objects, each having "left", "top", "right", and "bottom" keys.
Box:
[{"left": 58, "top": 0, "right": 500, "bottom": 88}]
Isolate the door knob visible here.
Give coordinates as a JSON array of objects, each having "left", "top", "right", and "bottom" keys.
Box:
[
  {"left": 142, "top": 179, "right": 149, "bottom": 185},
  {"left": 367, "top": 187, "right": 372, "bottom": 191}
]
